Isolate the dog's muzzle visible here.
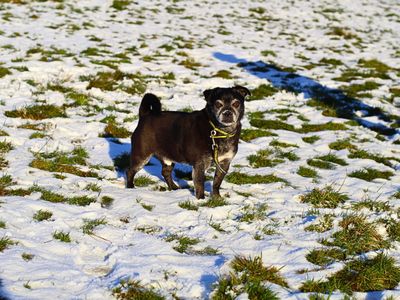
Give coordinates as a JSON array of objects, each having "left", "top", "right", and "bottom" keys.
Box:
[{"left": 220, "top": 110, "right": 236, "bottom": 124}]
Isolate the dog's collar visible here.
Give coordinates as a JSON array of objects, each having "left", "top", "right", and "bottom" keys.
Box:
[
  {"left": 209, "top": 120, "right": 236, "bottom": 139},
  {"left": 209, "top": 120, "right": 235, "bottom": 174}
]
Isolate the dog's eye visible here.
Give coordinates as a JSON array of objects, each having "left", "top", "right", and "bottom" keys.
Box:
[
  {"left": 232, "top": 101, "right": 240, "bottom": 108},
  {"left": 215, "top": 101, "right": 223, "bottom": 109}
]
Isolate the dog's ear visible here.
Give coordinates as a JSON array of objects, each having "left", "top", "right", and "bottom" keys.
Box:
[
  {"left": 203, "top": 88, "right": 219, "bottom": 102},
  {"left": 233, "top": 85, "right": 251, "bottom": 98}
]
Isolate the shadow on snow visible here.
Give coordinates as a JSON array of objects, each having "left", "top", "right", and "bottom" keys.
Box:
[{"left": 213, "top": 52, "right": 399, "bottom": 137}]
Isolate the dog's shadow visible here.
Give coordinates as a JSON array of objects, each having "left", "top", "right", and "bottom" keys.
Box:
[
  {"left": 107, "top": 138, "right": 212, "bottom": 195},
  {"left": 214, "top": 52, "right": 399, "bottom": 136}
]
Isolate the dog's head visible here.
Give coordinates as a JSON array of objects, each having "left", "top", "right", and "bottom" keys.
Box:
[{"left": 203, "top": 85, "right": 250, "bottom": 127}]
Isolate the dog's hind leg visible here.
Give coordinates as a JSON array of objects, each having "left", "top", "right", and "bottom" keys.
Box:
[
  {"left": 126, "top": 148, "right": 151, "bottom": 188},
  {"left": 160, "top": 160, "right": 179, "bottom": 190}
]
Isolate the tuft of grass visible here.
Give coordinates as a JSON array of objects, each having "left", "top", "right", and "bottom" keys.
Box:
[
  {"left": 238, "top": 203, "right": 268, "bottom": 223},
  {"left": 22, "top": 253, "right": 34, "bottom": 261},
  {"left": 300, "top": 253, "right": 400, "bottom": 294},
  {"left": 302, "top": 136, "right": 320, "bottom": 144},
  {"left": 250, "top": 118, "right": 297, "bottom": 132},
  {"left": 300, "top": 186, "right": 348, "bottom": 208},
  {"left": 305, "top": 214, "right": 334, "bottom": 233},
  {"left": 5, "top": 104, "right": 66, "bottom": 120},
  {"left": 212, "top": 255, "right": 287, "bottom": 300},
  {"left": 33, "top": 209, "right": 53, "bottom": 221},
  {"left": 201, "top": 196, "right": 228, "bottom": 208},
  {"left": 0, "top": 66, "right": 12, "bottom": 78},
  {"left": 101, "top": 196, "right": 114, "bottom": 208},
  {"left": 0, "top": 236, "right": 16, "bottom": 252},
  {"left": 53, "top": 231, "right": 71, "bottom": 243},
  {"left": 297, "top": 166, "right": 319, "bottom": 178},
  {"left": 212, "top": 70, "right": 233, "bottom": 79},
  {"left": 0, "top": 220, "right": 5, "bottom": 229},
  {"left": 322, "top": 214, "right": 390, "bottom": 255},
  {"left": 247, "top": 149, "right": 284, "bottom": 168},
  {"left": 100, "top": 121, "right": 131, "bottom": 138},
  {"left": 165, "top": 234, "right": 200, "bottom": 254},
  {"left": 81, "top": 217, "right": 107, "bottom": 235},
  {"left": 112, "top": 279, "right": 165, "bottom": 300},
  {"left": 306, "top": 248, "right": 347, "bottom": 266},
  {"left": 240, "top": 128, "right": 277, "bottom": 142},
  {"left": 134, "top": 176, "right": 156, "bottom": 187},
  {"left": 270, "top": 139, "right": 298, "bottom": 148},
  {"left": 111, "top": 0, "right": 130, "bottom": 10},
  {"left": 300, "top": 122, "right": 347, "bottom": 133},
  {"left": 226, "top": 172, "right": 287, "bottom": 185},
  {"left": 348, "top": 168, "right": 393, "bottom": 182},
  {"left": 307, "top": 159, "right": 335, "bottom": 170},
  {"left": 30, "top": 186, "right": 96, "bottom": 206},
  {"left": 0, "top": 130, "right": 9, "bottom": 136},
  {"left": 348, "top": 149, "right": 394, "bottom": 167},
  {"left": 329, "top": 139, "right": 356, "bottom": 151},
  {"left": 352, "top": 199, "right": 391, "bottom": 213},
  {"left": 248, "top": 84, "right": 278, "bottom": 100},
  {"left": 178, "top": 200, "right": 199, "bottom": 211},
  {"left": 315, "top": 153, "right": 348, "bottom": 166}
]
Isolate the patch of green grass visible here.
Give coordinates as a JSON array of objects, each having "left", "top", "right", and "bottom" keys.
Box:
[
  {"left": 226, "top": 172, "right": 287, "bottom": 185},
  {"left": 165, "top": 234, "right": 200, "bottom": 253},
  {"left": 29, "top": 132, "right": 47, "bottom": 139},
  {"left": 238, "top": 203, "right": 268, "bottom": 223},
  {"left": 33, "top": 209, "right": 53, "bottom": 221},
  {"left": 348, "top": 168, "right": 393, "bottom": 181},
  {"left": 302, "top": 136, "right": 320, "bottom": 144},
  {"left": 201, "top": 196, "right": 228, "bottom": 208},
  {"left": 315, "top": 153, "right": 348, "bottom": 166},
  {"left": 248, "top": 84, "right": 279, "bottom": 100},
  {"left": 212, "top": 70, "right": 233, "bottom": 79},
  {"left": 30, "top": 147, "right": 98, "bottom": 178},
  {"left": 276, "top": 150, "right": 299, "bottom": 161},
  {"left": 0, "top": 140, "right": 13, "bottom": 153},
  {"left": 112, "top": 279, "right": 165, "bottom": 300},
  {"left": 30, "top": 186, "right": 96, "bottom": 206},
  {"left": 212, "top": 254, "right": 287, "bottom": 299},
  {"left": 341, "top": 81, "right": 381, "bottom": 98},
  {"left": 0, "top": 220, "right": 5, "bottom": 229},
  {"left": 352, "top": 199, "right": 391, "bottom": 213},
  {"left": 0, "top": 236, "right": 16, "bottom": 252},
  {"left": 300, "top": 186, "right": 348, "bottom": 208},
  {"left": 300, "top": 253, "right": 400, "bottom": 294},
  {"left": 100, "top": 121, "right": 131, "bottom": 138},
  {"left": 322, "top": 214, "right": 390, "bottom": 255},
  {"left": 300, "top": 122, "right": 347, "bottom": 133},
  {"left": 101, "top": 196, "right": 114, "bottom": 208},
  {"left": 0, "top": 66, "right": 11, "bottom": 78},
  {"left": 297, "top": 166, "right": 319, "bottom": 178},
  {"left": 383, "top": 219, "right": 400, "bottom": 242},
  {"left": 22, "top": 253, "right": 34, "bottom": 261},
  {"left": 270, "top": 139, "right": 298, "bottom": 148},
  {"left": 305, "top": 214, "right": 334, "bottom": 233},
  {"left": 5, "top": 104, "right": 66, "bottom": 120},
  {"left": 328, "top": 139, "right": 356, "bottom": 151},
  {"left": 178, "top": 200, "right": 198, "bottom": 211},
  {"left": 134, "top": 176, "right": 156, "bottom": 187},
  {"left": 178, "top": 57, "right": 202, "bottom": 70},
  {"left": 240, "top": 128, "right": 277, "bottom": 142},
  {"left": 307, "top": 98, "right": 338, "bottom": 117},
  {"left": 306, "top": 248, "right": 347, "bottom": 266},
  {"left": 53, "top": 231, "right": 71, "bottom": 243},
  {"left": 247, "top": 149, "right": 283, "bottom": 168},
  {"left": 348, "top": 149, "right": 394, "bottom": 167},
  {"left": 0, "top": 130, "right": 8, "bottom": 136},
  {"left": 81, "top": 217, "right": 107, "bottom": 234},
  {"left": 307, "top": 158, "right": 335, "bottom": 170},
  {"left": 250, "top": 118, "right": 297, "bottom": 131}
]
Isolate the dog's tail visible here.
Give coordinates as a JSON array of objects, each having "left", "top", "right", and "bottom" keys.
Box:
[{"left": 139, "top": 93, "right": 161, "bottom": 118}]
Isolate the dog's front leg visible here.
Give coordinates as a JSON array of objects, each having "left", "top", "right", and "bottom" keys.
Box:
[
  {"left": 193, "top": 162, "right": 206, "bottom": 199},
  {"left": 212, "top": 160, "right": 231, "bottom": 198}
]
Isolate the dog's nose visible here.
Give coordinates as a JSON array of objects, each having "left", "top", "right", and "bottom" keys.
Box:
[{"left": 222, "top": 110, "right": 233, "bottom": 117}]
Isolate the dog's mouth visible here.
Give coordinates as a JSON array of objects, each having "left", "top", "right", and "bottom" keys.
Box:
[{"left": 218, "top": 109, "right": 237, "bottom": 125}]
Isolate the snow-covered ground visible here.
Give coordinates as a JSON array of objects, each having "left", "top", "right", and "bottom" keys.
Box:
[{"left": 0, "top": 0, "right": 399, "bottom": 299}]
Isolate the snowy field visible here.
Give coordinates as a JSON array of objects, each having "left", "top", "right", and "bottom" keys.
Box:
[{"left": 0, "top": 0, "right": 400, "bottom": 299}]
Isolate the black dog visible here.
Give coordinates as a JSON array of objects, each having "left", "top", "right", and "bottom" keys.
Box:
[{"left": 126, "top": 86, "right": 250, "bottom": 199}]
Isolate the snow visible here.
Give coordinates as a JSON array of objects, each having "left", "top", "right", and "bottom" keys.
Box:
[{"left": 0, "top": 0, "right": 400, "bottom": 299}]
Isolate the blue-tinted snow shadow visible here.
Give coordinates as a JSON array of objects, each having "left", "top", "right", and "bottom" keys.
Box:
[
  {"left": 213, "top": 52, "right": 399, "bottom": 137},
  {"left": 107, "top": 138, "right": 213, "bottom": 195},
  {"left": 0, "top": 279, "right": 11, "bottom": 300},
  {"left": 200, "top": 256, "right": 226, "bottom": 298}
]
